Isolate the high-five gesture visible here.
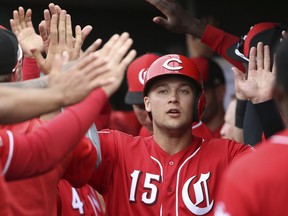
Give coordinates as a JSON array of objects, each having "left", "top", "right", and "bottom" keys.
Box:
[
  {"left": 10, "top": 6, "right": 44, "bottom": 58},
  {"left": 33, "top": 11, "right": 83, "bottom": 74},
  {"left": 145, "top": 0, "right": 205, "bottom": 37},
  {"left": 233, "top": 42, "right": 276, "bottom": 103}
]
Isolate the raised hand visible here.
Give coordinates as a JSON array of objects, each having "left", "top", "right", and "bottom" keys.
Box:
[
  {"left": 40, "top": 3, "right": 93, "bottom": 55},
  {"left": 87, "top": 32, "right": 137, "bottom": 97},
  {"left": 145, "top": 0, "right": 205, "bottom": 37},
  {"left": 33, "top": 11, "right": 83, "bottom": 74},
  {"left": 10, "top": 6, "right": 44, "bottom": 58},
  {"left": 233, "top": 42, "right": 275, "bottom": 104}
]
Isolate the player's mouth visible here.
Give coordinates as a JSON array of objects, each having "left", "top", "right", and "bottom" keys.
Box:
[{"left": 167, "top": 108, "right": 181, "bottom": 117}]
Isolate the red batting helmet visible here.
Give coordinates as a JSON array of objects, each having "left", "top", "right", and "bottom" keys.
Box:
[{"left": 143, "top": 54, "right": 206, "bottom": 122}]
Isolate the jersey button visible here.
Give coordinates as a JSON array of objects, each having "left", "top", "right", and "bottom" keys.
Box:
[
  {"left": 168, "top": 187, "right": 173, "bottom": 192},
  {"left": 169, "top": 160, "right": 174, "bottom": 166}
]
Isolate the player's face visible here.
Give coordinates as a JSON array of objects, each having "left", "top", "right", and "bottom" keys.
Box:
[
  {"left": 144, "top": 76, "right": 195, "bottom": 132},
  {"left": 220, "top": 98, "right": 236, "bottom": 140}
]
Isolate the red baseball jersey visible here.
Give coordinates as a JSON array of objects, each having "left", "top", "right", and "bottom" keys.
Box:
[
  {"left": 0, "top": 119, "right": 97, "bottom": 216},
  {"left": 88, "top": 129, "right": 253, "bottom": 215},
  {"left": 214, "top": 129, "right": 288, "bottom": 216},
  {"left": 57, "top": 179, "right": 105, "bottom": 216}
]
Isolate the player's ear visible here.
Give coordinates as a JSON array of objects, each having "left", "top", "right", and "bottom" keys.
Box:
[{"left": 144, "top": 96, "right": 151, "bottom": 112}]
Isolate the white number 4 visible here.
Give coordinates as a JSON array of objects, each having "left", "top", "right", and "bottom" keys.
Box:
[{"left": 72, "top": 187, "right": 84, "bottom": 214}]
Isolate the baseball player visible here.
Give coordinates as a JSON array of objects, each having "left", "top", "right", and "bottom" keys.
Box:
[
  {"left": 57, "top": 180, "right": 105, "bottom": 216},
  {"left": 125, "top": 52, "right": 214, "bottom": 140},
  {"left": 88, "top": 54, "right": 253, "bottom": 215},
  {"left": 145, "top": 0, "right": 286, "bottom": 145},
  {"left": 214, "top": 38, "right": 288, "bottom": 216}
]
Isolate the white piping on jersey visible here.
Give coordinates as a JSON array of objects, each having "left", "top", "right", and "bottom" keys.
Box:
[
  {"left": 192, "top": 121, "right": 203, "bottom": 129},
  {"left": 2, "top": 130, "right": 14, "bottom": 176},
  {"left": 87, "top": 194, "right": 99, "bottom": 216},
  {"left": 175, "top": 146, "right": 201, "bottom": 216},
  {"left": 150, "top": 156, "right": 164, "bottom": 216},
  {"left": 150, "top": 156, "right": 164, "bottom": 182},
  {"left": 270, "top": 135, "right": 288, "bottom": 145}
]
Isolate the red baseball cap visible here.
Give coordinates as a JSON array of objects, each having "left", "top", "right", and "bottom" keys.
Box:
[
  {"left": 227, "top": 22, "right": 287, "bottom": 62},
  {"left": 190, "top": 57, "right": 225, "bottom": 88},
  {"left": 125, "top": 53, "right": 161, "bottom": 105}
]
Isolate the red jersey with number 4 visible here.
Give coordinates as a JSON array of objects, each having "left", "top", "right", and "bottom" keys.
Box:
[
  {"left": 0, "top": 119, "right": 97, "bottom": 216},
  {"left": 57, "top": 180, "right": 105, "bottom": 216},
  {"left": 214, "top": 129, "right": 288, "bottom": 216},
  {"left": 88, "top": 129, "right": 252, "bottom": 216}
]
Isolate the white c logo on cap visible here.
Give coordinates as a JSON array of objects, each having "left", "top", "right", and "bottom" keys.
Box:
[
  {"left": 138, "top": 68, "right": 147, "bottom": 85},
  {"left": 162, "top": 58, "right": 183, "bottom": 71}
]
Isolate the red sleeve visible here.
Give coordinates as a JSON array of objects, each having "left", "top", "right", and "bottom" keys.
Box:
[
  {"left": 22, "top": 57, "right": 41, "bottom": 80},
  {"left": 201, "top": 25, "right": 246, "bottom": 72},
  {"left": 2, "top": 88, "right": 108, "bottom": 180},
  {"left": 63, "top": 136, "right": 97, "bottom": 188}
]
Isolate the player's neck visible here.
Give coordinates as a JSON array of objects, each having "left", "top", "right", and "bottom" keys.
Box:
[{"left": 153, "top": 127, "right": 193, "bottom": 155}]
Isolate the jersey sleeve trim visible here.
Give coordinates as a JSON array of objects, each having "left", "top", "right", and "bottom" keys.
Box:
[{"left": 2, "top": 130, "right": 14, "bottom": 176}]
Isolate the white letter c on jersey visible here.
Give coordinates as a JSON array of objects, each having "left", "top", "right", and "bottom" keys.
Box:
[{"left": 182, "top": 173, "right": 214, "bottom": 215}]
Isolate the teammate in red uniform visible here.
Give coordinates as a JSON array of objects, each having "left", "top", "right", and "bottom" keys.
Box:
[
  {"left": 145, "top": 0, "right": 286, "bottom": 146},
  {"left": 214, "top": 39, "right": 288, "bottom": 216},
  {"left": 88, "top": 54, "right": 252, "bottom": 215},
  {"left": 57, "top": 180, "right": 105, "bottom": 216},
  {"left": 125, "top": 53, "right": 214, "bottom": 139},
  {"left": 191, "top": 57, "right": 226, "bottom": 138}
]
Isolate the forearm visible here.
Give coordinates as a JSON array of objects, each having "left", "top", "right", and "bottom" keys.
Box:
[
  {"left": 0, "top": 86, "right": 63, "bottom": 124},
  {"left": 5, "top": 88, "right": 108, "bottom": 180},
  {"left": 254, "top": 100, "right": 285, "bottom": 139},
  {"left": 0, "top": 76, "right": 48, "bottom": 88},
  {"left": 201, "top": 25, "right": 246, "bottom": 72}
]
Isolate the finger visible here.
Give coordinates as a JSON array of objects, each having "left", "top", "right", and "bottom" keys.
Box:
[
  {"left": 263, "top": 45, "right": 271, "bottom": 72},
  {"left": 39, "top": 20, "right": 49, "bottom": 43},
  {"left": 81, "top": 25, "right": 93, "bottom": 42},
  {"left": 25, "top": 8, "right": 33, "bottom": 28},
  {"left": 43, "top": 9, "right": 51, "bottom": 35},
  {"left": 99, "top": 34, "right": 120, "bottom": 56},
  {"left": 110, "top": 34, "right": 134, "bottom": 63},
  {"left": 50, "top": 14, "right": 59, "bottom": 48},
  {"left": 18, "top": 6, "right": 26, "bottom": 29},
  {"left": 107, "top": 32, "right": 131, "bottom": 58},
  {"left": 12, "top": 10, "right": 21, "bottom": 33},
  {"left": 66, "top": 14, "right": 73, "bottom": 49},
  {"left": 232, "top": 67, "right": 246, "bottom": 82},
  {"left": 58, "top": 10, "right": 67, "bottom": 46},
  {"left": 256, "top": 42, "right": 264, "bottom": 69},
  {"left": 72, "top": 25, "right": 83, "bottom": 60},
  {"left": 48, "top": 3, "right": 57, "bottom": 15},
  {"left": 81, "top": 39, "right": 102, "bottom": 57},
  {"left": 248, "top": 47, "right": 257, "bottom": 72},
  {"left": 10, "top": 19, "right": 18, "bottom": 36},
  {"left": 118, "top": 49, "right": 137, "bottom": 71}
]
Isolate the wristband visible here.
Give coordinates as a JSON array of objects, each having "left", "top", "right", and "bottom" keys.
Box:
[{"left": 235, "top": 99, "right": 247, "bottom": 128}]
